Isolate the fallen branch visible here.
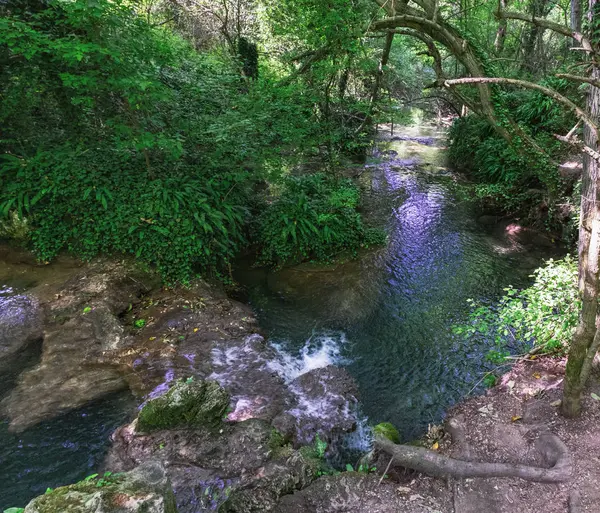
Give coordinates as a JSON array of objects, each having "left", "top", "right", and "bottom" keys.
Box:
[{"left": 375, "top": 428, "right": 571, "bottom": 483}]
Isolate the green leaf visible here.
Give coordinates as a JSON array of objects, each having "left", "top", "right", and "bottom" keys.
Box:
[{"left": 591, "top": 393, "right": 600, "bottom": 401}]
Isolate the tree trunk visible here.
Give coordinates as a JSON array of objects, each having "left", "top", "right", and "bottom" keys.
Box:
[
  {"left": 494, "top": 0, "right": 509, "bottom": 54},
  {"left": 522, "top": 0, "right": 551, "bottom": 73},
  {"left": 562, "top": 0, "right": 600, "bottom": 418},
  {"left": 571, "top": 0, "right": 582, "bottom": 32}
]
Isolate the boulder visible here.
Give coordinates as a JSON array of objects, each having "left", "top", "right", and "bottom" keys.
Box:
[
  {"left": 272, "top": 473, "right": 446, "bottom": 513},
  {"left": 0, "top": 291, "right": 43, "bottom": 362},
  {"left": 2, "top": 261, "right": 150, "bottom": 431},
  {"left": 137, "top": 380, "right": 230, "bottom": 432},
  {"left": 23, "top": 461, "right": 177, "bottom": 513},
  {"left": 281, "top": 365, "right": 360, "bottom": 444}
]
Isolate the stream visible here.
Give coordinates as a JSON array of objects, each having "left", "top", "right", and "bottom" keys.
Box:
[
  {"left": 0, "top": 123, "right": 561, "bottom": 509},
  {"left": 235, "top": 123, "right": 562, "bottom": 440}
]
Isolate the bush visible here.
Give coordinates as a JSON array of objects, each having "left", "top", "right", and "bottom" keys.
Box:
[
  {"left": 448, "top": 80, "right": 580, "bottom": 227},
  {"left": 255, "top": 174, "right": 385, "bottom": 266},
  {"left": 453, "top": 256, "right": 579, "bottom": 360}
]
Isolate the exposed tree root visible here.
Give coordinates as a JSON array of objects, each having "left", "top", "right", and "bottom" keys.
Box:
[{"left": 375, "top": 424, "right": 572, "bottom": 483}]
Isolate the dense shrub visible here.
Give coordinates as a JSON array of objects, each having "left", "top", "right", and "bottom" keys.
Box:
[
  {"left": 0, "top": 0, "right": 385, "bottom": 282},
  {"left": 453, "top": 256, "right": 579, "bottom": 362},
  {"left": 255, "top": 174, "right": 385, "bottom": 266},
  {"left": 448, "top": 78, "right": 581, "bottom": 228}
]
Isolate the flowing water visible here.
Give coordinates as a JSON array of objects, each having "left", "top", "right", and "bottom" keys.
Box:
[
  {"left": 0, "top": 123, "right": 561, "bottom": 509},
  {"left": 235, "top": 124, "right": 562, "bottom": 440}
]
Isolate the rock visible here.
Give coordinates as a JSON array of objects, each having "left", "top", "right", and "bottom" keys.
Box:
[
  {"left": 106, "top": 416, "right": 318, "bottom": 513},
  {"left": 209, "top": 335, "right": 292, "bottom": 423},
  {"left": 137, "top": 380, "right": 230, "bottom": 432},
  {"left": 272, "top": 473, "right": 444, "bottom": 513},
  {"left": 286, "top": 365, "right": 360, "bottom": 444},
  {"left": 2, "top": 261, "right": 150, "bottom": 432},
  {"left": 373, "top": 422, "right": 401, "bottom": 444},
  {"left": 0, "top": 291, "right": 43, "bottom": 362},
  {"left": 218, "top": 452, "right": 318, "bottom": 513},
  {"left": 23, "top": 460, "right": 177, "bottom": 513}
]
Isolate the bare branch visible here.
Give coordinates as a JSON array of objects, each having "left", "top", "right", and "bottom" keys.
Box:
[{"left": 556, "top": 73, "right": 600, "bottom": 88}]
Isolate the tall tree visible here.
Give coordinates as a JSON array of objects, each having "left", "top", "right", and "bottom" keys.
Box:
[{"left": 562, "top": 0, "right": 600, "bottom": 417}]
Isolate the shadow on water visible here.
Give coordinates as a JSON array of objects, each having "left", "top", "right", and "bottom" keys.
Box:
[{"left": 235, "top": 124, "right": 563, "bottom": 440}]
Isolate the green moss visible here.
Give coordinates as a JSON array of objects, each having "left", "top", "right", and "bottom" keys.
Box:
[
  {"left": 373, "top": 422, "right": 401, "bottom": 444},
  {"left": 137, "top": 379, "right": 230, "bottom": 433},
  {"left": 24, "top": 465, "right": 177, "bottom": 513},
  {"left": 267, "top": 429, "right": 293, "bottom": 459}
]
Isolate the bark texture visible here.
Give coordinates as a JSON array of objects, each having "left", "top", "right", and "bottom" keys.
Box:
[{"left": 375, "top": 428, "right": 572, "bottom": 483}]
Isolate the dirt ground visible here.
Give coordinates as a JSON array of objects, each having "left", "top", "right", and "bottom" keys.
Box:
[{"left": 394, "top": 357, "right": 600, "bottom": 513}]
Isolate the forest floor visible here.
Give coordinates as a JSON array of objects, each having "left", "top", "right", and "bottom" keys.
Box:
[{"left": 387, "top": 357, "right": 600, "bottom": 513}]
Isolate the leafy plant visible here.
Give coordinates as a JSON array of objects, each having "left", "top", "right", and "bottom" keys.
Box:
[
  {"left": 314, "top": 434, "right": 327, "bottom": 459},
  {"left": 454, "top": 256, "right": 579, "bottom": 361},
  {"left": 255, "top": 174, "right": 385, "bottom": 266}
]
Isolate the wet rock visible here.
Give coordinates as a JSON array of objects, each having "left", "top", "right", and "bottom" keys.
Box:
[
  {"left": 108, "top": 418, "right": 273, "bottom": 476},
  {"left": 114, "top": 284, "right": 260, "bottom": 400},
  {"left": 285, "top": 365, "right": 359, "bottom": 444},
  {"left": 0, "top": 291, "right": 43, "bottom": 362},
  {"left": 272, "top": 473, "right": 444, "bottom": 513},
  {"left": 137, "top": 380, "right": 230, "bottom": 432},
  {"left": 2, "top": 261, "right": 151, "bottom": 432},
  {"left": 218, "top": 452, "right": 319, "bottom": 513},
  {"left": 106, "top": 414, "right": 318, "bottom": 513},
  {"left": 210, "top": 335, "right": 292, "bottom": 423},
  {"left": 23, "top": 460, "right": 177, "bottom": 513}
]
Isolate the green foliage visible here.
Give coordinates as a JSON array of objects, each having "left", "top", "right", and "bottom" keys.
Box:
[
  {"left": 0, "top": 0, "right": 385, "bottom": 282},
  {"left": 255, "top": 174, "right": 385, "bottom": 266},
  {"left": 3, "top": 508, "right": 25, "bottom": 513},
  {"left": 134, "top": 318, "right": 147, "bottom": 329},
  {"left": 454, "top": 256, "right": 579, "bottom": 361},
  {"left": 448, "top": 78, "right": 580, "bottom": 228},
  {"left": 373, "top": 422, "right": 401, "bottom": 444},
  {"left": 314, "top": 434, "right": 327, "bottom": 459},
  {"left": 483, "top": 374, "right": 497, "bottom": 388}
]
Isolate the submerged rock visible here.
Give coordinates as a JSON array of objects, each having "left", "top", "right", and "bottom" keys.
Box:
[
  {"left": 137, "top": 380, "right": 229, "bottom": 432},
  {"left": 23, "top": 461, "right": 177, "bottom": 513}
]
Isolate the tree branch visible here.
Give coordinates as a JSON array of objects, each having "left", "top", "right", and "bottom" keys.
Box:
[
  {"left": 499, "top": 10, "right": 595, "bottom": 52},
  {"left": 556, "top": 73, "right": 600, "bottom": 88},
  {"left": 444, "top": 77, "right": 599, "bottom": 135}
]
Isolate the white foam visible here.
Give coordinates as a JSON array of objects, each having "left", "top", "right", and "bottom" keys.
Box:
[{"left": 267, "top": 332, "right": 348, "bottom": 382}]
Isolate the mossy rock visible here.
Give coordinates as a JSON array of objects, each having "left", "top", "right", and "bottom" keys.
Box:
[
  {"left": 137, "top": 379, "right": 230, "bottom": 433},
  {"left": 23, "top": 461, "right": 177, "bottom": 513},
  {"left": 373, "top": 422, "right": 401, "bottom": 444}
]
